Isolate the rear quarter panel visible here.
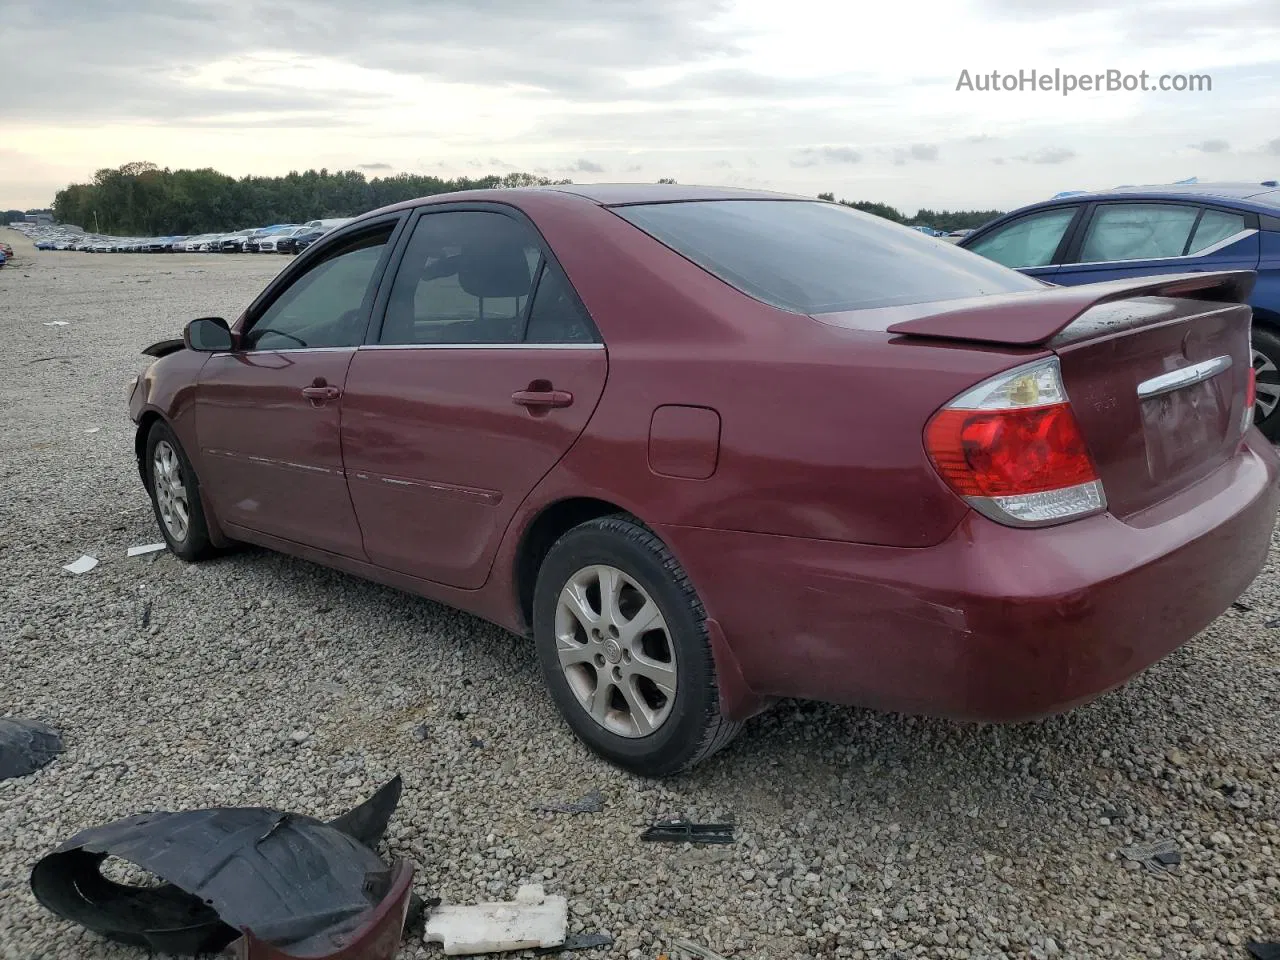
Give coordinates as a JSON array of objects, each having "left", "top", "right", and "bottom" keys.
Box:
[{"left": 509, "top": 193, "right": 1044, "bottom": 549}]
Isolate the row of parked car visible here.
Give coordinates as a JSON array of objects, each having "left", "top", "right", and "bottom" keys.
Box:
[{"left": 16, "top": 219, "right": 353, "bottom": 256}]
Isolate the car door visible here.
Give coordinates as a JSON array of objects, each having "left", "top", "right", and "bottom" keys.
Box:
[
  {"left": 960, "top": 204, "right": 1083, "bottom": 281},
  {"left": 194, "top": 217, "right": 402, "bottom": 556},
  {"left": 1052, "top": 201, "right": 1261, "bottom": 286},
  {"left": 341, "top": 206, "right": 607, "bottom": 589}
]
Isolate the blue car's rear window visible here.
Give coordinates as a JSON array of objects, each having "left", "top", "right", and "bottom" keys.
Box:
[{"left": 613, "top": 199, "right": 1043, "bottom": 314}]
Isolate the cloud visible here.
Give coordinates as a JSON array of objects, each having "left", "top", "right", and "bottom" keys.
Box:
[
  {"left": 1018, "top": 147, "right": 1076, "bottom": 164},
  {"left": 1, "top": 0, "right": 744, "bottom": 123},
  {"left": 573, "top": 158, "right": 606, "bottom": 173},
  {"left": 792, "top": 145, "right": 862, "bottom": 167},
  {"left": 1190, "top": 139, "right": 1230, "bottom": 153},
  {"left": 991, "top": 157, "right": 1007, "bottom": 165},
  {"left": 357, "top": 162, "right": 393, "bottom": 170},
  {"left": 1265, "top": 138, "right": 1280, "bottom": 155},
  {"left": 890, "top": 143, "right": 939, "bottom": 165}
]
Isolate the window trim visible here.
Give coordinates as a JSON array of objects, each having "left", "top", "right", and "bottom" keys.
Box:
[
  {"left": 1058, "top": 200, "right": 1258, "bottom": 267},
  {"left": 236, "top": 213, "right": 408, "bottom": 353},
  {"left": 365, "top": 201, "right": 602, "bottom": 348},
  {"left": 962, "top": 203, "right": 1086, "bottom": 269}
]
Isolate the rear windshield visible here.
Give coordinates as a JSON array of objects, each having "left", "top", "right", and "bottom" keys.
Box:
[{"left": 613, "top": 199, "right": 1043, "bottom": 313}]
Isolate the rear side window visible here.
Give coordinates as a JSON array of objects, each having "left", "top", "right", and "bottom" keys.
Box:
[
  {"left": 613, "top": 200, "right": 1042, "bottom": 314},
  {"left": 1078, "top": 203, "right": 1199, "bottom": 262},
  {"left": 1187, "top": 209, "right": 1247, "bottom": 253}
]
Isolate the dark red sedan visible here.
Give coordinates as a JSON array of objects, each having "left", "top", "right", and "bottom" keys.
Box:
[{"left": 129, "top": 184, "right": 1279, "bottom": 776}]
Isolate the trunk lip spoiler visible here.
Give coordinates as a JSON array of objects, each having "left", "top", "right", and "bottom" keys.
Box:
[{"left": 886, "top": 270, "right": 1257, "bottom": 347}]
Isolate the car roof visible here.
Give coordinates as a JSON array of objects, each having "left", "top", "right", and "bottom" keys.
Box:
[
  {"left": 536, "top": 182, "right": 801, "bottom": 205},
  {"left": 1048, "top": 181, "right": 1280, "bottom": 208}
]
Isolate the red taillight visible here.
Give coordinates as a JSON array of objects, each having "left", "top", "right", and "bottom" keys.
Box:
[
  {"left": 925, "top": 402, "right": 1098, "bottom": 498},
  {"left": 924, "top": 357, "right": 1107, "bottom": 527}
]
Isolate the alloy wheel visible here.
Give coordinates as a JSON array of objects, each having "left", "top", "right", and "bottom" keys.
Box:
[
  {"left": 554, "top": 564, "right": 677, "bottom": 738},
  {"left": 1254, "top": 348, "right": 1280, "bottom": 422},
  {"left": 152, "top": 440, "right": 190, "bottom": 542}
]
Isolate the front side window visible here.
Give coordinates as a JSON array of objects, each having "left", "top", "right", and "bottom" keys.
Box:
[
  {"left": 1078, "top": 203, "right": 1200, "bottom": 263},
  {"left": 380, "top": 211, "right": 541, "bottom": 345},
  {"left": 615, "top": 199, "right": 1043, "bottom": 314},
  {"left": 966, "top": 207, "right": 1077, "bottom": 269},
  {"left": 244, "top": 225, "right": 393, "bottom": 350}
]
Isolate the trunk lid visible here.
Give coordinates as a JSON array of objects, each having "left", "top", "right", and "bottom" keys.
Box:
[{"left": 887, "top": 271, "right": 1257, "bottom": 521}]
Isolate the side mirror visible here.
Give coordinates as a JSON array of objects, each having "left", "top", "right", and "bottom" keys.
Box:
[{"left": 184, "top": 316, "right": 233, "bottom": 352}]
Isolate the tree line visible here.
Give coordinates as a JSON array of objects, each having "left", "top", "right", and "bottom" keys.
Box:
[
  {"left": 38, "top": 162, "right": 1004, "bottom": 237},
  {"left": 817, "top": 193, "right": 1004, "bottom": 233},
  {"left": 51, "top": 163, "right": 573, "bottom": 236}
]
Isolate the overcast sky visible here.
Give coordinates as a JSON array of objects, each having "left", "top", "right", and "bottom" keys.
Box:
[{"left": 4, "top": 0, "right": 1278, "bottom": 213}]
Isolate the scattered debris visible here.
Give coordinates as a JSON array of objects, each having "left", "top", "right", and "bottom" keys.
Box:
[
  {"left": 533, "top": 932, "right": 614, "bottom": 955},
  {"left": 140, "top": 600, "right": 152, "bottom": 628},
  {"left": 1231, "top": 600, "right": 1253, "bottom": 612},
  {"left": 671, "top": 938, "right": 731, "bottom": 960},
  {"left": 61, "top": 555, "right": 98, "bottom": 574},
  {"left": 85, "top": 427, "right": 101, "bottom": 434},
  {"left": 423, "top": 884, "right": 567, "bottom": 956},
  {"left": 0, "top": 718, "right": 64, "bottom": 780},
  {"left": 641, "top": 823, "right": 735, "bottom": 844},
  {"left": 43, "top": 320, "right": 70, "bottom": 327},
  {"left": 30, "top": 776, "right": 416, "bottom": 959},
  {"left": 1266, "top": 618, "right": 1280, "bottom": 629},
  {"left": 127, "top": 543, "right": 167, "bottom": 557},
  {"left": 1247, "top": 942, "right": 1280, "bottom": 960},
  {"left": 470, "top": 737, "right": 485, "bottom": 749},
  {"left": 1117, "top": 838, "right": 1181, "bottom": 876},
  {"left": 531, "top": 788, "right": 604, "bottom": 815}
]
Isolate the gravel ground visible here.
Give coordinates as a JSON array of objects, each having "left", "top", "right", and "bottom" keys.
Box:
[{"left": 1, "top": 225, "right": 1279, "bottom": 960}]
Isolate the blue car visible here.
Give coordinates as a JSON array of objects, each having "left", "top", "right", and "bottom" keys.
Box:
[{"left": 960, "top": 181, "right": 1280, "bottom": 439}]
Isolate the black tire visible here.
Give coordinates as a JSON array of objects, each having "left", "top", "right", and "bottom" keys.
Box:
[
  {"left": 1252, "top": 325, "right": 1280, "bottom": 442},
  {"left": 144, "top": 421, "right": 217, "bottom": 562},
  {"left": 533, "top": 515, "right": 742, "bottom": 777}
]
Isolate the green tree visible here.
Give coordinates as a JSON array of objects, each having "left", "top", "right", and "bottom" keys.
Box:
[{"left": 45, "top": 163, "right": 574, "bottom": 236}]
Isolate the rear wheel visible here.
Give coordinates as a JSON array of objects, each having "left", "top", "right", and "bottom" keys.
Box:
[
  {"left": 1252, "top": 326, "right": 1280, "bottom": 441},
  {"left": 145, "top": 422, "right": 217, "bottom": 562},
  {"left": 533, "top": 516, "right": 742, "bottom": 777}
]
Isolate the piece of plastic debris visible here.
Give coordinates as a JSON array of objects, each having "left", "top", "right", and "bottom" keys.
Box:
[
  {"left": 0, "top": 718, "right": 64, "bottom": 780},
  {"left": 85, "top": 427, "right": 101, "bottom": 434},
  {"left": 1266, "top": 618, "right": 1280, "bottom": 629},
  {"left": 30, "top": 777, "right": 415, "bottom": 959},
  {"left": 671, "top": 938, "right": 730, "bottom": 960},
  {"left": 1117, "top": 838, "right": 1180, "bottom": 876},
  {"left": 640, "top": 823, "right": 735, "bottom": 844},
  {"left": 127, "top": 543, "right": 167, "bottom": 557},
  {"left": 43, "top": 320, "right": 70, "bottom": 326},
  {"left": 1247, "top": 941, "right": 1280, "bottom": 960},
  {"left": 533, "top": 931, "right": 614, "bottom": 955},
  {"left": 531, "top": 789, "right": 604, "bottom": 815},
  {"left": 61, "top": 555, "right": 98, "bottom": 574},
  {"left": 423, "top": 884, "right": 567, "bottom": 956}
]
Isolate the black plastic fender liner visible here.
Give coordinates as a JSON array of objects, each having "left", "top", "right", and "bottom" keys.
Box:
[
  {"left": 0, "top": 718, "right": 63, "bottom": 781},
  {"left": 29, "top": 776, "right": 409, "bottom": 956}
]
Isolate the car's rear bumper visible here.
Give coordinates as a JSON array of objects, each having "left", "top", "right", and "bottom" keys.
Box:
[{"left": 658, "top": 433, "right": 1280, "bottom": 723}]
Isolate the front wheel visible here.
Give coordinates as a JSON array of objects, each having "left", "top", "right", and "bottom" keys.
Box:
[
  {"left": 145, "top": 421, "right": 217, "bottom": 562},
  {"left": 1252, "top": 327, "right": 1280, "bottom": 441},
  {"left": 533, "top": 516, "right": 742, "bottom": 777}
]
